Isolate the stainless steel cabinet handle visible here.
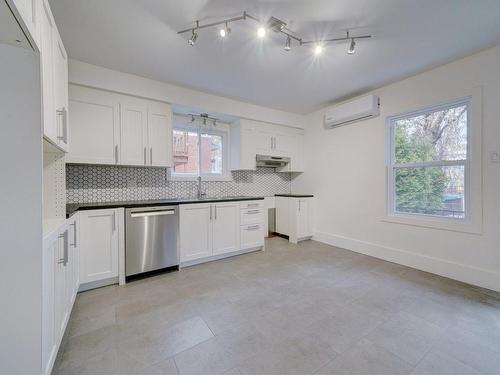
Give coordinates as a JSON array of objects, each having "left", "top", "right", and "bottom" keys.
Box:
[
  {"left": 144, "top": 147, "right": 147, "bottom": 165},
  {"left": 299, "top": 200, "right": 301, "bottom": 212},
  {"left": 131, "top": 210, "right": 175, "bottom": 218},
  {"left": 209, "top": 205, "right": 212, "bottom": 220},
  {"left": 246, "top": 210, "right": 260, "bottom": 214},
  {"left": 58, "top": 230, "right": 69, "bottom": 265},
  {"left": 56, "top": 108, "right": 67, "bottom": 143},
  {"left": 112, "top": 211, "right": 116, "bottom": 232},
  {"left": 114, "top": 145, "right": 119, "bottom": 164},
  {"left": 245, "top": 225, "right": 260, "bottom": 230},
  {"left": 150, "top": 148, "right": 153, "bottom": 165},
  {"left": 70, "top": 222, "right": 77, "bottom": 247},
  {"left": 247, "top": 203, "right": 259, "bottom": 208},
  {"left": 215, "top": 205, "right": 217, "bottom": 220}
]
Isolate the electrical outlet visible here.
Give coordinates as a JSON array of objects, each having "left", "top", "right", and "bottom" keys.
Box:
[{"left": 490, "top": 151, "right": 500, "bottom": 163}]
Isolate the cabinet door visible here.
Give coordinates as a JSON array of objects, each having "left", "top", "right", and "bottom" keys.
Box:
[
  {"left": 40, "top": 0, "right": 56, "bottom": 144},
  {"left": 275, "top": 197, "right": 290, "bottom": 236},
  {"left": 288, "top": 133, "right": 305, "bottom": 173},
  {"left": 297, "top": 199, "right": 312, "bottom": 239},
  {"left": 254, "top": 129, "right": 274, "bottom": 155},
  {"left": 241, "top": 224, "right": 265, "bottom": 249},
  {"left": 212, "top": 202, "right": 240, "bottom": 255},
  {"left": 52, "top": 26, "right": 69, "bottom": 152},
  {"left": 68, "top": 85, "right": 120, "bottom": 164},
  {"left": 68, "top": 216, "right": 79, "bottom": 301},
  {"left": 179, "top": 204, "right": 212, "bottom": 262},
  {"left": 54, "top": 229, "right": 68, "bottom": 343},
  {"left": 148, "top": 102, "right": 172, "bottom": 167},
  {"left": 79, "top": 209, "right": 119, "bottom": 283},
  {"left": 11, "top": 0, "right": 38, "bottom": 45},
  {"left": 120, "top": 99, "right": 148, "bottom": 166},
  {"left": 274, "top": 133, "right": 294, "bottom": 157}
]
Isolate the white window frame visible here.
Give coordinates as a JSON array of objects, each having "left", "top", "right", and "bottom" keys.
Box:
[
  {"left": 386, "top": 97, "right": 473, "bottom": 227},
  {"left": 171, "top": 123, "right": 231, "bottom": 181}
]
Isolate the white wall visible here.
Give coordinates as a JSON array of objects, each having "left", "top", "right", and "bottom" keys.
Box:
[
  {"left": 0, "top": 44, "right": 43, "bottom": 374},
  {"left": 69, "top": 59, "right": 305, "bottom": 129},
  {"left": 294, "top": 45, "right": 500, "bottom": 292}
]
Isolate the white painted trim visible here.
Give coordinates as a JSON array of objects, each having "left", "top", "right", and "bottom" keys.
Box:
[
  {"left": 180, "top": 246, "right": 263, "bottom": 268},
  {"left": 313, "top": 230, "right": 500, "bottom": 293},
  {"left": 78, "top": 277, "right": 119, "bottom": 292},
  {"left": 68, "top": 59, "right": 305, "bottom": 128}
]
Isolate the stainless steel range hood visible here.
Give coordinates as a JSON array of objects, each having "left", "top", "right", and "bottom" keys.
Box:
[{"left": 256, "top": 154, "right": 290, "bottom": 168}]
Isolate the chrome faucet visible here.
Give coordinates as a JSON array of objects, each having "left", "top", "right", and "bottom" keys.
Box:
[{"left": 197, "top": 176, "right": 206, "bottom": 199}]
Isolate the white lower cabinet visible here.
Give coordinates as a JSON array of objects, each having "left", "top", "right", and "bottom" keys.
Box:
[
  {"left": 42, "top": 215, "right": 79, "bottom": 375},
  {"left": 79, "top": 208, "right": 120, "bottom": 286},
  {"left": 275, "top": 196, "right": 314, "bottom": 244},
  {"left": 180, "top": 200, "right": 264, "bottom": 264}
]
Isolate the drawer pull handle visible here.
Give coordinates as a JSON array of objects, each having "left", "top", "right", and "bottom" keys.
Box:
[
  {"left": 245, "top": 225, "right": 260, "bottom": 230},
  {"left": 247, "top": 203, "right": 259, "bottom": 207},
  {"left": 246, "top": 210, "right": 260, "bottom": 214}
]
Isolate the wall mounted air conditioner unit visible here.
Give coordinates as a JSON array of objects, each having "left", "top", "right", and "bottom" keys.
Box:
[{"left": 324, "top": 94, "right": 380, "bottom": 128}]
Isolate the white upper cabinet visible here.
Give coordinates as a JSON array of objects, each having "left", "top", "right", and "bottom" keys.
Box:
[
  {"left": 148, "top": 101, "right": 173, "bottom": 167},
  {"left": 8, "top": 0, "right": 39, "bottom": 47},
  {"left": 67, "top": 85, "right": 120, "bottom": 164},
  {"left": 231, "top": 119, "right": 305, "bottom": 172},
  {"left": 39, "top": 0, "right": 68, "bottom": 152},
  {"left": 120, "top": 98, "right": 148, "bottom": 166},
  {"left": 68, "top": 85, "right": 173, "bottom": 167}
]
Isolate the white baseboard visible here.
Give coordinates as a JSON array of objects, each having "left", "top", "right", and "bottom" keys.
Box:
[
  {"left": 313, "top": 231, "right": 500, "bottom": 293},
  {"left": 180, "top": 246, "right": 263, "bottom": 268}
]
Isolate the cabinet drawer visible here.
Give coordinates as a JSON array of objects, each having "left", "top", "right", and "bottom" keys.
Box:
[
  {"left": 240, "top": 200, "right": 264, "bottom": 210},
  {"left": 241, "top": 224, "right": 264, "bottom": 249},
  {"left": 240, "top": 208, "right": 264, "bottom": 225}
]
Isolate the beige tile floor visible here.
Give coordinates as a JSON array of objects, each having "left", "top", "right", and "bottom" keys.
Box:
[{"left": 53, "top": 237, "right": 500, "bottom": 375}]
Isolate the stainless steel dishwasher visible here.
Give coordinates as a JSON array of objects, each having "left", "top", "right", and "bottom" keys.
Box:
[{"left": 125, "top": 206, "right": 179, "bottom": 278}]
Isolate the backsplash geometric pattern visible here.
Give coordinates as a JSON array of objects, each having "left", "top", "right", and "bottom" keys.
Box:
[{"left": 66, "top": 164, "right": 292, "bottom": 203}]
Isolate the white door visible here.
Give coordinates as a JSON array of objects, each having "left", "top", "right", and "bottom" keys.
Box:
[
  {"left": 212, "top": 202, "right": 240, "bottom": 255},
  {"left": 67, "top": 85, "right": 120, "bottom": 164},
  {"left": 40, "top": 0, "right": 56, "bottom": 144},
  {"left": 52, "top": 27, "right": 69, "bottom": 152},
  {"left": 79, "top": 209, "right": 119, "bottom": 284},
  {"left": 179, "top": 204, "right": 212, "bottom": 262},
  {"left": 120, "top": 98, "right": 148, "bottom": 166},
  {"left": 148, "top": 102, "right": 172, "bottom": 167}
]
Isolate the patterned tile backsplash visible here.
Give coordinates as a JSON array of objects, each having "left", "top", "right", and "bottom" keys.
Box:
[{"left": 66, "top": 164, "right": 292, "bottom": 203}]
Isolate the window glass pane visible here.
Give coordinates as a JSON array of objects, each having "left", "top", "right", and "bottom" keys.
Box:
[
  {"left": 200, "top": 133, "right": 223, "bottom": 174},
  {"left": 394, "top": 104, "right": 467, "bottom": 164},
  {"left": 395, "top": 165, "right": 465, "bottom": 218},
  {"left": 172, "top": 129, "right": 199, "bottom": 174}
]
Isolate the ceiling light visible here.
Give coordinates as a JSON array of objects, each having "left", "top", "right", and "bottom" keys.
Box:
[
  {"left": 314, "top": 44, "right": 323, "bottom": 55},
  {"left": 188, "top": 29, "right": 198, "bottom": 46},
  {"left": 348, "top": 38, "right": 356, "bottom": 55},
  {"left": 219, "top": 23, "right": 231, "bottom": 38},
  {"left": 257, "top": 27, "right": 266, "bottom": 38},
  {"left": 284, "top": 36, "right": 291, "bottom": 51}
]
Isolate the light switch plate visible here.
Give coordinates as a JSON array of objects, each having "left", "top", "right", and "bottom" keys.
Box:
[{"left": 490, "top": 151, "right": 500, "bottom": 162}]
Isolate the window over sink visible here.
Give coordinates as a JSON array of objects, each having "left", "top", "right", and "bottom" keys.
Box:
[{"left": 172, "top": 115, "right": 229, "bottom": 180}]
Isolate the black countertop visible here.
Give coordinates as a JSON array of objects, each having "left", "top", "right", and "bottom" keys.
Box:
[
  {"left": 275, "top": 194, "right": 314, "bottom": 198},
  {"left": 66, "top": 196, "right": 265, "bottom": 218}
]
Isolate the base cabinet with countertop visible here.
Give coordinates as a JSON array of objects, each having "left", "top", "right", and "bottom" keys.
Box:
[
  {"left": 275, "top": 195, "right": 314, "bottom": 244},
  {"left": 180, "top": 199, "right": 265, "bottom": 265}
]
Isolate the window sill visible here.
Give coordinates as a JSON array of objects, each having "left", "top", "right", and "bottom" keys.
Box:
[
  {"left": 170, "top": 175, "right": 233, "bottom": 182},
  {"left": 381, "top": 214, "right": 482, "bottom": 234}
]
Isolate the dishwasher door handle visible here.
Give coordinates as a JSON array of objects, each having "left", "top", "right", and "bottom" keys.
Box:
[{"left": 131, "top": 210, "right": 176, "bottom": 218}]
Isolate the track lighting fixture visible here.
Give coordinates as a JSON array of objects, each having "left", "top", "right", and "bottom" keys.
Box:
[
  {"left": 177, "top": 12, "right": 371, "bottom": 56},
  {"left": 188, "top": 29, "right": 198, "bottom": 46},
  {"left": 219, "top": 22, "right": 230, "bottom": 38},
  {"left": 284, "top": 35, "right": 291, "bottom": 51},
  {"left": 348, "top": 38, "right": 356, "bottom": 55}
]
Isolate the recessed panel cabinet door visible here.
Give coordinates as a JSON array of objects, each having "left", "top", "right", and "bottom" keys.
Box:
[
  {"left": 120, "top": 99, "right": 148, "bottom": 166},
  {"left": 148, "top": 102, "right": 172, "bottom": 167},
  {"left": 68, "top": 85, "right": 120, "bottom": 164},
  {"left": 79, "top": 209, "right": 119, "bottom": 284},
  {"left": 52, "top": 26, "right": 69, "bottom": 152},
  {"left": 40, "top": 0, "right": 56, "bottom": 143},
  {"left": 212, "top": 202, "right": 240, "bottom": 255},
  {"left": 297, "top": 199, "right": 313, "bottom": 239},
  {"left": 179, "top": 204, "right": 212, "bottom": 262}
]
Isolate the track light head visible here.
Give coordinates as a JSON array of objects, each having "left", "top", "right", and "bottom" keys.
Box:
[
  {"left": 188, "top": 29, "right": 198, "bottom": 46},
  {"left": 314, "top": 44, "right": 323, "bottom": 55},
  {"left": 284, "top": 36, "right": 291, "bottom": 51},
  {"left": 219, "top": 22, "right": 231, "bottom": 38},
  {"left": 257, "top": 26, "right": 266, "bottom": 38},
  {"left": 348, "top": 38, "right": 356, "bottom": 55}
]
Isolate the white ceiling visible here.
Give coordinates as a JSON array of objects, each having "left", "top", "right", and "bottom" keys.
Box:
[{"left": 49, "top": 0, "right": 500, "bottom": 114}]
